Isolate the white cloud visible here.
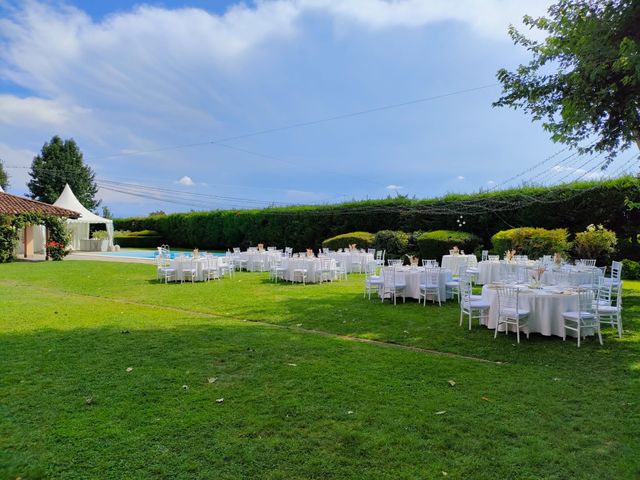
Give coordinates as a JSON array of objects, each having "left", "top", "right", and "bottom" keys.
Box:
[
  {"left": 0, "top": 95, "right": 86, "bottom": 128},
  {"left": 487, "top": 180, "right": 496, "bottom": 185},
  {"left": 386, "top": 184, "right": 403, "bottom": 190},
  {"left": 300, "top": 0, "right": 553, "bottom": 38},
  {"left": 177, "top": 176, "right": 195, "bottom": 186},
  {"left": 457, "top": 175, "right": 465, "bottom": 180}
]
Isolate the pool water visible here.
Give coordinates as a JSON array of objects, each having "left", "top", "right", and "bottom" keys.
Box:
[{"left": 99, "top": 250, "right": 225, "bottom": 260}]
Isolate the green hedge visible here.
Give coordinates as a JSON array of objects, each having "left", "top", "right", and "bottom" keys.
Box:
[
  {"left": 417, "top": 230, "right": 481, "bottom": 259},
  {"left": 322, "top": 232, "right": 374, "bottom": 250},
  {"left": 373, "top": 230, "right": 409, "bottom": 258},
  {"left": 622, "top": 259, "right": 640, "bottom": 280},
  {"left": 114, "top": 177, "right": 640, "bottom": 258},
  {"left": 114, "top": 230, "right": 164, "bottom": 248},
  {"left": 491, "top": 227, "right": 570, "bottom": 259}
]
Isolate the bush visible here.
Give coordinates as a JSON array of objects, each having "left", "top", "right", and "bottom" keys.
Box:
[
  {"left": 491, "top": 227, "right": 570, "bottom": 259},
  {"left": 322, "top": 231, "right": 374, "bottom": 250},
  {"left": 621, "top": 259, "right": 640, "bottom": 280},
  {"left": 417, "top": 230, "right": 481, "bottom": 259},
  {"left": 113, "top": 177, "right": 640, "bottom": 252},
  {"left": 373, "top": 230, "right": 409, "bottom": 257},
  {"left": 572, "top": 224, "right": 617, "bottom": 265},
  {"left": 114, "top": 230, "right": 164, "bottom": 248}
]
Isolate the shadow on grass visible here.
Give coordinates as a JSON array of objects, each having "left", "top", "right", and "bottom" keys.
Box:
[{"left": 1, "top": 322, "right": 639, "bottom": 480}]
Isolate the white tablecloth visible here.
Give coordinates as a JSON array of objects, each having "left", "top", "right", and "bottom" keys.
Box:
[
  {"left": 540, "top": 268, "right": 593, "bottom": 286},
  {"left": 171, "top": 257, "right": 208, "bottom": 281},
  {"left": 441, "top": 255, "right": 478, "bottom": 273},
  {"left": 238, "top": 251, "right": 282, "bottom": 271},
  {"left": 326, "top": 252, "right": 374, "bottom": 273},
  {"left": 481, "top": 285, "right": 593, "bottom": 337},
  {"left": 477, "top": 261, "right": 538, "bottom": 284},
  {"left": 283, "top": 258, "right": 336, "bottom": 283},
  {"left": 379, "top": 267, "right": 453, "bottom": 301}
]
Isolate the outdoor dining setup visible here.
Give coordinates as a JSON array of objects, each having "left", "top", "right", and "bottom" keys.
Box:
[
  {"left": 366, "top": 247, "right": 623, "bottom": 346},
  {"left": 155, "top": 244, "right": 375, "bottom": 285}
]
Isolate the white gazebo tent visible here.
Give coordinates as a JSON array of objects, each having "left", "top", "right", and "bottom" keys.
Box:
[{"left": 53, "top": 184, "right": 114, "bottom": 251}]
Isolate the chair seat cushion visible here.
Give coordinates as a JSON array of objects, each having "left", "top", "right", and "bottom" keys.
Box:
[
  {"left": 445, "top": 281, "right": 459, "bottom": 287},
  {"left": 500, "top": 307, "right": 530, "bottom": 317},
  {"left": 466, "top": 268, "right": 479, "bottom": 274},
  {"left": 596, "top": 305, "right": 619, "bottom": 314},
  {"left": 467, "top": 300, "right": 490, "bottom": 309},
  {"left": 419, "top": 283, "right": 439, "bottom": 289},
  {"left": 562, "top": 311, "right": 595, "bottom": 320}
]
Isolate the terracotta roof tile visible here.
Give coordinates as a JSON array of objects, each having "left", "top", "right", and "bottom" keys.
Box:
[{"left": 0, "top": 192, "right": 80, "bottom": 218}]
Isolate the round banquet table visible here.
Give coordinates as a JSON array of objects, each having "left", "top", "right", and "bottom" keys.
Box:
[
  {"left": 379, "top": 267, "right": 453, "bottom": 301},
  {"left": 540, "top": 268, "right": 594, "bottom": 287},
  {"left": 441, "top": 254, "right": 478, "bottom": 273},
  {"left": 283, "top": 258, "right": 336, "bottom": 283},
  {"left": 238, "top": 251, "right": 282, "bottom": 272},
  {"left": 171, "top": 257, "right": 209, "bottom": 281},
  {"left": 481, "top": 285, "right": 595, "bottom": 338},
  {"left": 326, "top": 252, "right": 374, "bottom": 273},
  {"left": 477, "top": 260, "right": 538, "bottom": 285}
]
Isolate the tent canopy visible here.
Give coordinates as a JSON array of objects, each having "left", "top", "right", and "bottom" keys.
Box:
[{"left": 53, "top": 184, "right": 114, "bottom": 249}]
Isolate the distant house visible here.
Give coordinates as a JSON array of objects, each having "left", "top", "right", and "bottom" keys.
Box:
[{"left": 0, "top": 189, "right": 80, "bottom": 258}]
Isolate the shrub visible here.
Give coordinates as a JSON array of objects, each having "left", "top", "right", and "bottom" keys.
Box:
[
  {"left": 322, "top": 231, "right": 374, "bottom": 250},
  {"left": 417, "top": 230, "right": 481, "bottom": 259},
  {"left": 572, "top": 224, "right": 617, "bottom": 265},
  {"left": 114, "top": 230, "right": 164, "bottom": 248},
  {"left": 621, "top": 259, "right": 640, "bottom": 280},
  {"left": 491, "top": 227, "right": 570, "bottom": 259},
  {"left": 373, "top": 230, "right": 409, "bottom": 257}
]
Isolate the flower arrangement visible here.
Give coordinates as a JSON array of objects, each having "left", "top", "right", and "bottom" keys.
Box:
[
  {"left": 257, "top": 243, "right": 265, "bottom": 252},
  {"left": 349, "top": 243, "right": 357, "bottom": 251},
  {"left": 46, "top": 241, "right": 68, "bottom": 261},
  {"left": 451, "top": 245, "right": 460, "bottom": 255},
  {"left": 529, "top": 266, "right": 546, "bottom": 288},
  {"left": 553, "top": 252, "right": 563, "bottom": 266},
  {"left": 504, "top": 249, "right": 516, "bottom": 262},
  {"left": 405, "top": 254, "right": 419, "bottom": 267},
  {"left": 192, "top": 248, "right": 199, "bottom": 259},
  {"left": 306, "top": 248, "right": 314, "bottom": 257}
]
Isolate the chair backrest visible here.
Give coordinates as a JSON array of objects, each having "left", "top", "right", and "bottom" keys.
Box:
[
  {"left": 611, "top": 260, "right": 622, "bottom": 280},
  {"left": 497, "top": 287, "right": 520, "bottom": 312},
  {"left": 375, "top": 251, "right": 383, "bottom": 260},
  {"left": 425, "top": 267, "right": 439, "bottom": 286},
  {"left": 387, "top": 259, "right": 402, "bottom": 267},
  {"left": 579, "top": 259, "right": 596, "bottom": 267},
  {"left": 422, "top": 259, "right": 438, "bottom": 267},
  {"left": 576, "top": 288, "right": 594, "bottom": 314},
  {"left": 365, "top": 261, "right": 378, "bottom": 275},
  {"left": 367, "top": 248, "right": 375, "bottom": 254},
  {"left": 481, "top": 250, "right": 489, "bottom": 262},
  {"left": 459, "top": 276, "right": 474, "bottom": 304},
  {"left": 596, "top": 277, "right": 612, "bottom": 305},
  {"left": 233, "top": 247, "right": 240, "bottom": 253},
  {"left": 488, "top": 255, "right": 499, "bottom": 262}
]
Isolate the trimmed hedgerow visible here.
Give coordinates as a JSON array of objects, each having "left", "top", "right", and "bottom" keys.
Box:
[
  {"left": 114, "top": 177, "right": 640, "bottom": 258},
  {"left": 373, "top": 230, "right": 409, "bottom": 258},
  {"left": 322, "top": 232, "right": 374, "bottom": 250},
  {"left": 417, "top": 230, "right": 481, "bottom": 259},
  {"left": 491, "top": 227, "right": 570, "bottom": 259}
]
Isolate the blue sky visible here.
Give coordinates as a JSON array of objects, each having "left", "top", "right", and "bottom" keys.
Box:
[{"left": 0, "top": 0, "right": 598, "bottom": 216}]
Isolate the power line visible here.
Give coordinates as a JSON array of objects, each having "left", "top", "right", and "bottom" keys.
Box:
[{"left": 88, "top": 83, "right": 498, "bottom": 161}]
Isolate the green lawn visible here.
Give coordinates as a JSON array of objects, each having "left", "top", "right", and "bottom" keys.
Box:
[{"left": 1, "top": 261, "right": 639, "bottom": 479}]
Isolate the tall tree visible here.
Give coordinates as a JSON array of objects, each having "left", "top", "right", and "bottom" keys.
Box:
[
  {"left": 0, "top": 158, "right": 9, "bottom": 190},
  {"left": 494, "top": 0, "right": 640, "bottom": 164},
  {"left": 28, "top": 136, "right": 100, "bottom": 209}
]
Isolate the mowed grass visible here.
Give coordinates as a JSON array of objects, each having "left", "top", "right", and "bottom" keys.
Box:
[{"left": 1, "top": 261, "right": 639, "bottom": 479}]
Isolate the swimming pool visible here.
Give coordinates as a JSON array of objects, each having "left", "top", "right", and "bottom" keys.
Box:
[{"left": 99, "top": 250, "right": 226, "bottom": 260}]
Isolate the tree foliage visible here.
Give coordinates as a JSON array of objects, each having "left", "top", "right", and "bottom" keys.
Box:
[
  {"left": 0, "top": 158, "right": 9, "bottom": 190},
  {"left": 494, "top": 0, "right": 640, "bottom": 162},
  {"left": 28, "top": 136, "right": 100, "bottom": 210}
]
